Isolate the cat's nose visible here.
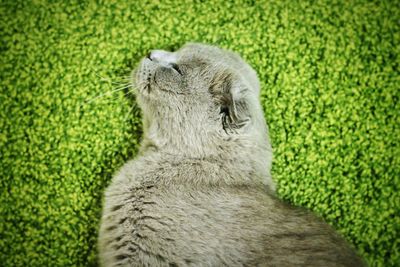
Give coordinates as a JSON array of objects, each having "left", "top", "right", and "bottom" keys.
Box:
[{"left": 148, "top": 50, "right": 177, "bottom": 65}]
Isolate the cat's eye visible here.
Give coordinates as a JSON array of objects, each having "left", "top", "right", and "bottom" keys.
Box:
[
  {"left": 220, "top": 106, "right": 231, "bottom": 131},
  {"left": 171, "top": 63, "right": 182, "bottom": 75}
]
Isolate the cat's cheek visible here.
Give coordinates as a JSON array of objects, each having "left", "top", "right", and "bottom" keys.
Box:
[{"left": 155, "top": 75, "right": 184, "bottom": 94}]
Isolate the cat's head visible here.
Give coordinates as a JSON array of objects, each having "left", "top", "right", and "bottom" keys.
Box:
[
  {"left": 133, "top": 43, "right": 273, "bottom": 187},
  {"left": 133, "top": 43, "right": 268, "bottom": 139}
]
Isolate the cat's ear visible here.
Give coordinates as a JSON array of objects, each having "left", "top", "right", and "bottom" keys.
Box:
[{"left": 209, "top": 70, "right": 251, "bottom": 133}]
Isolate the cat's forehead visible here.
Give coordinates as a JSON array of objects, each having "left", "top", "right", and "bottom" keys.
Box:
[
  {"left": 176, "top": 43, "right": 260, "bottom": 92},
  {"left": 178, "top": 43, "right": 232, "bottom": 62},
  {"left": 179, "top": 43, "right": 222, "bottom": 56},
  {"left": 149, "top": 43, "right": 246, "bottom": 69},
  {"left": 176, "top": 43, "right": 249, "bottom": 73}
]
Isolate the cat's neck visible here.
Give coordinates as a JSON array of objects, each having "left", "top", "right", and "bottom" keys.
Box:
[{"left": 138, "top": 132, "right": 273, "bottom": 189}]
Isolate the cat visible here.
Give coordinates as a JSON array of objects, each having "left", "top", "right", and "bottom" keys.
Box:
[{"left": 98, "top": 43, "right": 365, "bottom": 266}]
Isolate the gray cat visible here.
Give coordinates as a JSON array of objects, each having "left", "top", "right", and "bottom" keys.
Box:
[{"left": 98, "top": 43, "right": 365, "bottom": 266}]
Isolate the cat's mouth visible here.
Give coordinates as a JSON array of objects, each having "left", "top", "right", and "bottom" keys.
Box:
[{"left": 135, "top": 58, "right": 155, "bottom": 95}]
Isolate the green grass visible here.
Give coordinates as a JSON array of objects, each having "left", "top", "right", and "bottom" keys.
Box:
[{"left": 1, "top": 0, "right": 399, "bottom": 266}]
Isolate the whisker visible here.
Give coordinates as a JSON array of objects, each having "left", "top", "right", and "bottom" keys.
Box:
[
  {"left": 123, "top": 103, "right": 136, "bottom": 122},
  {"left": 80, "top": 85, "right": 133, "bottom": 109},
  {"left": 80, "top": 66, "right": 136, "bottom": 111},
  {"left": 90, "top": 66, "right": 132, "bottom": 84},
  {"left": 104, "top": 80, "right": 130, "bottom": 86},
  {"left": 111, "top": 82, "right": 134, "bottom": 91},
  {"left": 86, "top": 86, "right": 130, "bottom": 103}
]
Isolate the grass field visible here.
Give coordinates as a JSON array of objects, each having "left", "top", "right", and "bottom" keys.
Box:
[{"left": 1, "top": 0, "right": 399, "bottom": 266}]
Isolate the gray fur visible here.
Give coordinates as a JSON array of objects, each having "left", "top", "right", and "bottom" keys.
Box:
[{"left": 98, "top": 43, "right": 365, "bottom": 266}]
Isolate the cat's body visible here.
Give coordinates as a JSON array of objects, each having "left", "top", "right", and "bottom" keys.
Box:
[{"left": 98, "top": 43, "right": 365, "bottom": 266}]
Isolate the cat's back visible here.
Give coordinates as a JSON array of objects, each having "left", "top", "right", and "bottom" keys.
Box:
[{"left": 99, "top": 158, "right": 364, "bottom": 267}]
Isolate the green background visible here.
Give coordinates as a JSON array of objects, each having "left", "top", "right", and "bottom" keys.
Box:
[{"left": 1, "top": 0, "right": 399, "bottom": 266}]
